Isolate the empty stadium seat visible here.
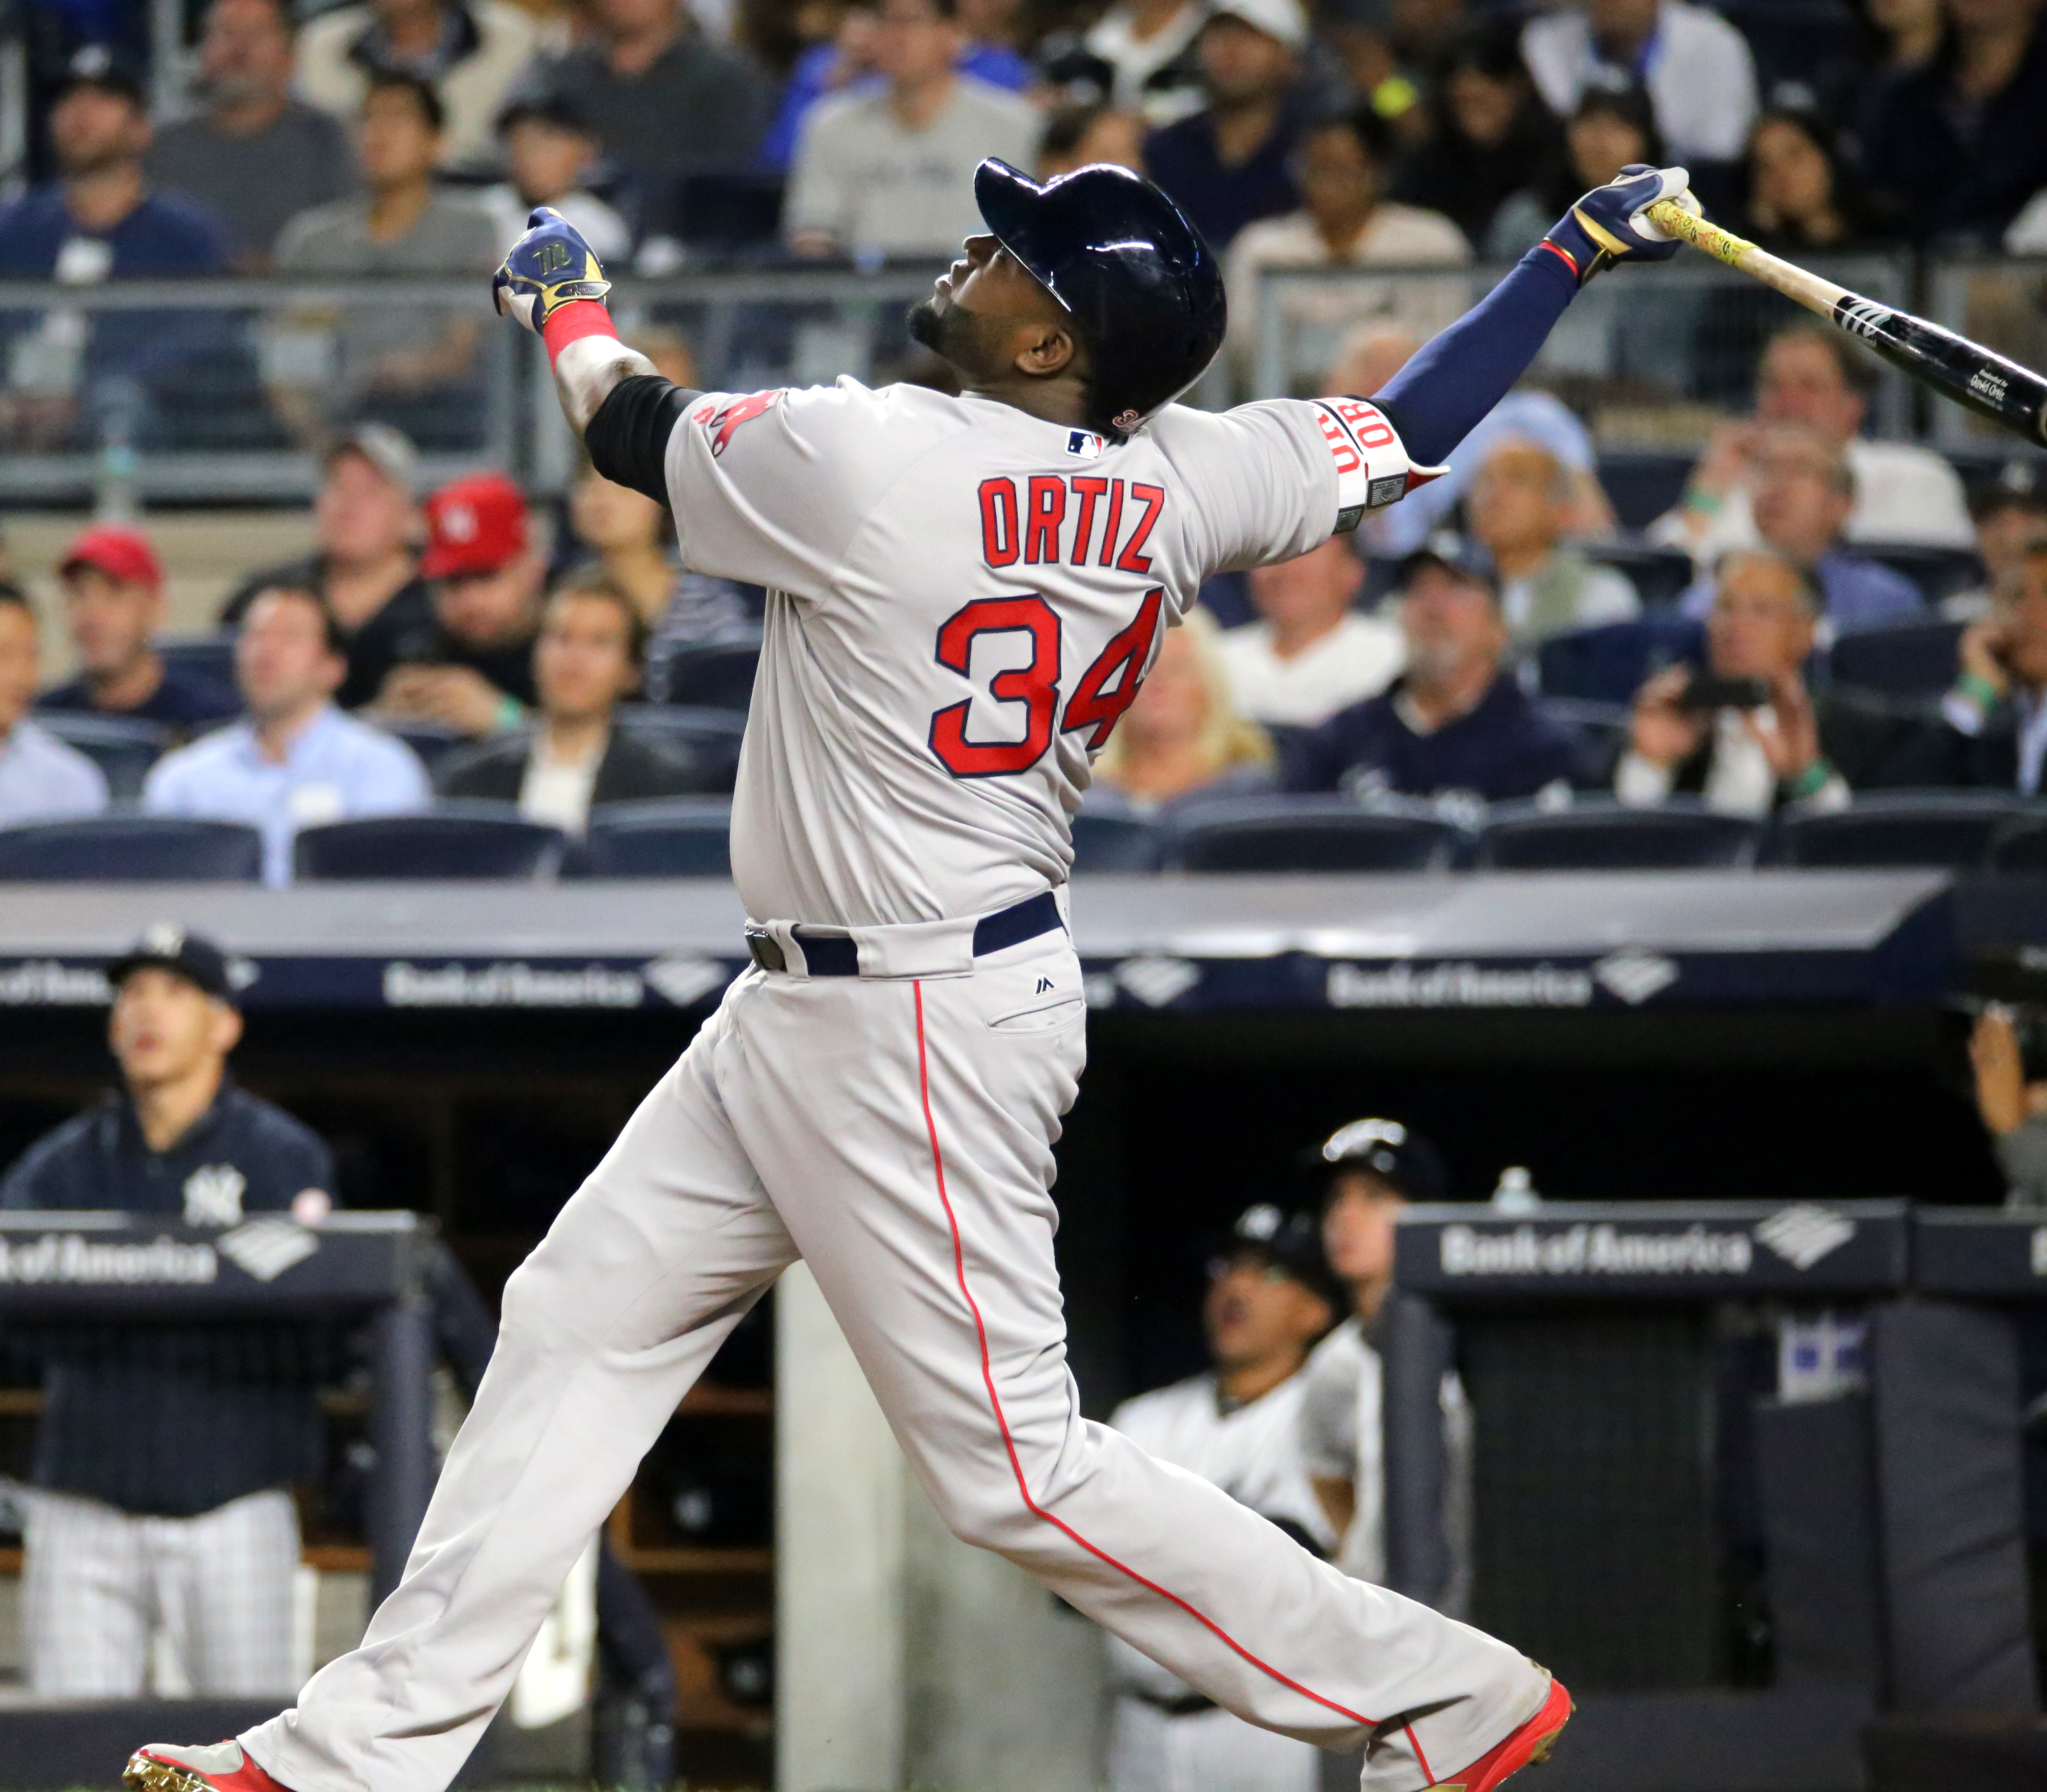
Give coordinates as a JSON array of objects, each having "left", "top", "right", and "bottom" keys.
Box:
[
  {"left": 1071, "top": 810, "right": 1163, "bottom": 873},
  {"left": 1541, "top": 698, "right": 1631, "bottom": 782},
  {"left": 293, "top": 805, "right": 565, "bottom": 881},
  {"left": 1166, "top": 795, "right": 1466, "bottom": 873},
  {"left": 1538, "top": 614, "right": 1705, "bottom": 704},
  {"left": 1860, "top": 547, "right": 1984, "bottom": 608},
  {"left": 1480, "top": 798, "right": 1764, "bottom": 871},
  {"left": 386, "top": 722, "right": 468, "bottom": 774},
  {"left": 614, "top": 705, "right": 748, "bottom": 791},
  {"left": 572, "top": 798, "right": 733, "bottom": 878},
  {"left": 156, "top": 632, "right": 236, "bottom": 690},
  {"left": 1828, "top": 618, "right": 1963, "bottom": 701},
  {"left": 1774, "top": 791, "right": 2035, "bottom": 869},
  {"left": 1583, "top": 543, "right": 1697, "bottom": 609},
  {"left": 661, "top": 642, "right": 761, "bottom": 712},
  {"left": 0, "top": 815, "right": 263, "bottom": 881},
  {"left": 34, "top": 712, "right": 171, "bottom": 800}
]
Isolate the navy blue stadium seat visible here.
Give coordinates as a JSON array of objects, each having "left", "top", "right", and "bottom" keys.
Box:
[
  {"left": 1583, "top": 543, "right": 1697, "bottom": 609},
  {"left": 1595, "top": 451, "right": 1694, "bottom": 532},
  {"left": 614, "top": 705, "right": 748, "bottom": 791},
  {"left": 1860, "top": 546, "right": 1984, "bottom": 607},
  {"left": 293, "top": 805, "right": 565, "bottom": 881},
  {"left": 661, "top": 641, "right": 761, "bottom": 712},
  {"left": 0, "top": 815, "right": 263, "bottom": 881},
  {"left": 1986, "top": 813, "right": 2047, "bottom": 872},
  {"left": 1071, "top": 810, "right": 1163, "bottom": 873},
  {"left": 1540, "top": 698, "right": 1631, "bottom": 783},
  {"left": 386, "top": 723, "right": 467, "bottom": 774},
  {"left": 1538, "top": 614, "right": 1705, "bottom": 704},
  {"left": 1480, "top": 797, "right": 1765, "bottom": 870},
  {"left": 1828, "top": 618, "right": 1963, "bottom": 702},
  {"left": 571, "top": 798, "right": 732, "bottom": 877},
  {"left": 156, "top": 631, "right": 237, "bottom": 690},
  {"left": 1166, "top": 795, "right": 1466, "bottom": 872},
  {"left": 1773, "top": 791, "right": 2035, "bottom": 869},
  {"left": 34, "top": 712, "right": 171, "bottom": 800}
]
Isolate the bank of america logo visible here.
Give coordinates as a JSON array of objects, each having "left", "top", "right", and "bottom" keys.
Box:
[
  {"left": 1754, "top": 1204, "right": 1856, "bottom": 1270},
  {"left": 1593, "top": 951, "right": 1679, "bottom": 1006},
  {"left": 1833, "top": 298, "right": 1894, "bottom": 342},
  {"left": 1116, "top": 955, "right": 1200, "bottom": 1008},
  {"left": 218, "top": 1218, "right": 320, "bottom": 1283}
]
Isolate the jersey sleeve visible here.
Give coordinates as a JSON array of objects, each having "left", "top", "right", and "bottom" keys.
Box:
[{"left": 1163, "top": 396, "right": 1443, "bottom": 576}]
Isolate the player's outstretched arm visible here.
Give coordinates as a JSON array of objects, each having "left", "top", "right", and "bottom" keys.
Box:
[{"left": 1371, "top": 165, "right": 1694, "bottom": 470}]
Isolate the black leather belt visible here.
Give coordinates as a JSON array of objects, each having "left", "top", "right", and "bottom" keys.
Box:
[
  {"left": 745, "top": 890, "right": 1063, "bottom": 977},
  {"left": 1130, "top": 1690, "right": 1218, "bottom": 1718}
]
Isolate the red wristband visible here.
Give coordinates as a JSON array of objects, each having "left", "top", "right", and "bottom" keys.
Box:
[{"left": 540, "top": 300, "right": 618, "bottom": 365}]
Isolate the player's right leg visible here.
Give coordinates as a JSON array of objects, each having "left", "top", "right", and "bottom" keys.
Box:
[{"left": 131, "top": 1001, "right": 798, "bottom": 1792}]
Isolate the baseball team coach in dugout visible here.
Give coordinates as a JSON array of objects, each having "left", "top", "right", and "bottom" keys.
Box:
[{"left": 0, "top": 925, "right": 335, "bottom": 1700}]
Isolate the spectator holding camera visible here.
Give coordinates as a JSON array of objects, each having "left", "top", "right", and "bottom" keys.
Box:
[
  {"left": 1937, "top": 536, "right": 2047, "bottom": 791},
  {"left": 0, "top": 585, "right": 108, "bottom": 825},
  {"left": 1970, "top": 1005, "right": 2047, "bottom": 1209},
  {"left": 0, "top": 926, "right": 333, "bottom": 1696}
]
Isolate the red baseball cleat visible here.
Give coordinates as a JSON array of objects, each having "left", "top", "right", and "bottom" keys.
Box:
[
  {"left": 125, "top": 1742, "right": 292, "bottom": 1792},
  {"left": 1425, "top": 1676, "right": 1573, "bottom": 1792}
]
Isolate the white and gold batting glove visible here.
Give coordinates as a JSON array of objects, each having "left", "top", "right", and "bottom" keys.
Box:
[
  {"left": 1543, "top": 164, "right": 1699, "bottom": 285},
  {"left": 492, "top": 206, "right": 612, "bottom": 333}
]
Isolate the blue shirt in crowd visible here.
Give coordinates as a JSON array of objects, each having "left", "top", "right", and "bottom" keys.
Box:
[
  {"left": 1286, "top": 672, "right": 1588, "bottom": 804},
  {"left": 1680, "top": 549, "right": 1924, "bottom": 636},
  {"left": 142, "top": 703, "right": 430, "bottom": 886},
  {"left": 1144, "top": 100, "right": 1303, "bottom": 251},
  {"left": 0, "top": 719, "right": 108, "bottom": 825},
  {"left": 40, "top": 664, "right": 241, "bottom": 730}
]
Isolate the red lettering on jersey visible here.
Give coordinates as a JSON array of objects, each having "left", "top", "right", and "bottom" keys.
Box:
[
  {"left": 1114, "top": 483, "right": 1165, "bottom": 575},
  {"left": 1024, "top": 476, "right": 1066, "bottom": 565},
  {"left": 979, "top": 477, "right": 1021, "bottom": 567},
  {"left": 1097, "top": 481, "right": 1125, "bottom": 569},
  {"left": 701, "top": 389, "right": 784, "bottom": 457},
  {"left": 1330, "top": 397, "right": 1398, "bottom": 449},
  {"left": 1070, "top": 476, "right": 1109, "bottom": 565},
  {"left": 1063, "top": 588, "right": 1163, "bottom": 751},
  {"left": 1315, "top": 408, "right": 1363, "bottom": 476},
  {"left": 929, "top": 595, "right": 1062, "bottom": 778}
]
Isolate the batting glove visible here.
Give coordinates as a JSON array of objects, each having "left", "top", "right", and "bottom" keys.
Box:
[
  {"left": 493, "top": 207, "right": 612, "bottom": 333},
  {"left": 1543, "top": 164, "right": 1699, "bottom": 285}
]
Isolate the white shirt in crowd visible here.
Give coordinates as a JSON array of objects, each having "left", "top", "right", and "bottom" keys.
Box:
[
  {"left": 784, "top": 77, "right": 1039, "bottom": 258},
  {"left": 0, "top": 720, "right": 108, "bottom": 826},
  {"left": 1498, "top": 557, "right": 1640, "bottom": 642},
  {"left": 1521, "top": 0, "right": 1758, "bottom": 165},
  {"left": 1614, "top": 705, "right": 1851, "bottom": 817},
  {"left": 1649, "top": 436, "right": 1976, "bottom": 560},
  {"left": 143, "top": 703, "right": 430, "bottom": 886},
  {"left": 1104, "top": 1371, "right": 1333, "bottom": 1792},
  {"left": 1085, "top": 0, "right": 1208, "bottom": 123},
  {"left": 518, "top": 736, "right": 604, "bottom": 836},
  {"left": 1215, "top": 612, "right": 1404, "bottom": 727},
  {"left": 482, "top": 187, "right": 632, "bottom": 262}
]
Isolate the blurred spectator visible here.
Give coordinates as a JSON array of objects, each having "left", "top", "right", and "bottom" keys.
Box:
[
  {"left": 1861, "top": 0, "right": 2047, "bottom": 244},
  {"left": 1618, "top": 549, "right": 1918, "bottom": 817},
  {"left": 221, "top": 425, "right": 431, "bottom": 711},
  {"left": 1223, "top": 103, "right": 1468, "bottom": 380},
  {"left": 0, "top": 927, "right": 333, "bottom": 1696},
  {"left": 1083, "top": 0, "right": 1207, "bottom": 124},
  {"left": 1304, "top": 1116, "right": 1466, "bottom": 1600},
  {"left": 480, "top": 94, "right": 632, "bottom": 258},
  {"left": 1393, "top": 20, "right": 1569, "bottom": 257},
  {"left": 1968, "top": 1005, "right": 2047, "bottom": 1209},
  {"left": 271, "top": 74, "right": 501, "bottom": 446},
  {"left": 565, "top": 464, "right": 754, "bottom": 702},
  {"left": 294, "top": 0, "right": 544, "bottom": 174},
  {"left": 1143, "top": 0, "right": 1307, "bottom": 253},
  {"left": 1338, "top": 326, "right": 1617, "bottom": 560},
  {"left": 1743, "top": 107, "right": 1870, "bottom": 252},
  {"left": 955, "top": 0, "right": 1032, "bottom": 89},
  {"left": 375, "top": 473, "right": 546, "bottom": 735},
  {"left": 1948, "top": 461, "right": 2047, "bottom": 619},
  {"left": 1859, "top": 0, "right": 1947, "bottom": 78},
  {"left": 1036, "top": 103, "right": 1147, "bottom": 178},
  {"left": 1679, "top": 427, "right": 1925, "bottom": 634},
  {"left": 146, "top": 0, "right": 356, "bottom": 271},
  {"left": 1467, "top": 438, "right": 1639, "bottom": 644},
  {"left": 761, "top": 0, "right": 883, "bottom": 170},
  {"left": 1936, "top": 537, "right": 2047, "bottom": 789},
  {"left": 144, "top": 584, "right": 430, "bottom": 885},
  {"left": 0, "top": 586, "right": 108, "bottom": 825},
  {"left": 532, "top": 0, "right": 770, "bottom": 204},
  {"left": 438, "top": 579, "right": 704, "bottom": 831},
  {"left": 1653, "top": 326, "right": 1974, "bottom": 559},
  {"left": 1214, "top": 535, "right": 1402, "bottom": 727},
  {"left": 1521, "top": 0, "right": 1758, "bottom": 166},
  {"left": 785, "top": 0, "right": 1036, "bottom": 259},
  {"left": 1284, "top": 542, "right": 1585, "bottom": 805},
  {"left": 1104, "top": 1203, "right": 1337, "bottom": 1792},
  {"left": 39, "top": 527, "right": 240, "bottom": 730},
  {"left": 1481, "top": 80, "right": 1664, "bottom": 257},
  {"left": 622, "top": 325, "right": 701, "bottom": 388},
  {"left": 1092, "top": 609, "right": 1274, "bottom": 809}
]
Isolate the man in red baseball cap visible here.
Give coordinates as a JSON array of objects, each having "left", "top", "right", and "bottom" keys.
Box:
[
  {"left": 38, "top": 525, "right": 240, "bottom": 729},
  {"left": 372, "top": 472, "right": 545, "bottom": 737}
]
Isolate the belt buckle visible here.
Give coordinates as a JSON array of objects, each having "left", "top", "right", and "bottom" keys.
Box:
[{"left": 744, "top": 925, "right": 786, "bottom": 974}]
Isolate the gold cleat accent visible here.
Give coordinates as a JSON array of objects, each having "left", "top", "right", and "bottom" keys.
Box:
[{"left": 125, "top": 1753, "right": 213, "bottom": 1792}]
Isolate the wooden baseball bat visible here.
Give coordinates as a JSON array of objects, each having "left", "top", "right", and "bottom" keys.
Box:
[{"left": 1642, "top": 196, "right": 2047, "bottom": 448}]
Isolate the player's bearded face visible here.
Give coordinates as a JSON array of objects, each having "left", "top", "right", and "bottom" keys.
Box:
[{"left": 907, "top": 290, "right": 1001, "bottom": 375}]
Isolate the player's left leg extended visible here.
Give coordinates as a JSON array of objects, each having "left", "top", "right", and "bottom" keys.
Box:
[{"left": 719, "top": 931, "right": 1551, "bottom": 1792}]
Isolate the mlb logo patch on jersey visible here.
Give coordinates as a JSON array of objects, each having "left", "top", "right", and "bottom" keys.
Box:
[{"left": 1065, "top": 429, "right": 1105, "bottom": 460}]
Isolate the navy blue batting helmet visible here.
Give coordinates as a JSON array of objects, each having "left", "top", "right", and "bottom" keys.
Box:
[{"left": 974, "top": 158, "right": 1227, "bottom": 440}]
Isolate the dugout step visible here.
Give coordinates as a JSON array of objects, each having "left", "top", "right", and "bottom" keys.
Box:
[
  {"left": 1864, "top": 1714, "right": 2047, "bottom": 1792},
  {"left": 1538, "top": 1689, "right": 1873, "bottom": 1792}
]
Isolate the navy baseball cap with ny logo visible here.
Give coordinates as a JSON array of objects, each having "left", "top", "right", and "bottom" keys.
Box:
[{"left": 107, "top": 923, "right": 237, "bottom": 1005}]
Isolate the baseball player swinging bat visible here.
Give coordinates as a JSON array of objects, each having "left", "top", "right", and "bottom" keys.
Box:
[{"left": 1643, "top": 196, "right": 2047, "bottom": 448}]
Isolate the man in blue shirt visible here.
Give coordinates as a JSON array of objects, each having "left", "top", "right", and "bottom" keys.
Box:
[
  {"left": 1286, "top": 541, "right": 1589, "bottom": 804},
  {"left": 0, "top": 583, "right": 108, "bottom": 824},
  {"left": 143, "top": 582, "right": 429, "bottom": 884}
]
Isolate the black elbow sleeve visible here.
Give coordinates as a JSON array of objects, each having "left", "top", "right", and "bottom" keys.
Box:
[{"left": 586, "top": 376, "right": 694, "bottom": 505}]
